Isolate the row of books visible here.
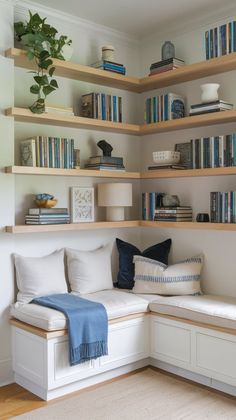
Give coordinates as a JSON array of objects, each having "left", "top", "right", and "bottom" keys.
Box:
[
  {"left": 85, "top": 155, "right": 125, "bottom": 172},
  {"left": 81, "top": 92, "right": 122, "bottom": 122},
  {"left": 25, "top": 208, "right": 70, "bottom": 225},
  {"left": 90, "top": 60, "right": 126, "bottom": 75},
  {"left": 145, "top": 93, "right": 185, "bottom": 124},
  {"left": 149, "top": 57, "right": 185, "bottom": 76},
  {"left": 189, "top": 100, "right": 233, "bottom": 116},
  {"left": 20, "top": 137, "right": 76, "bottom": 169},
  {"left": 191, "top": 134, "right": 236, "bottom": 169},
  {"left": 205, "top": 21, "right": 236, "bottom": 60},
  {"left": 154, "top": 206, "right": 193, "bottom": 222},
  {"left": 210, "top": 192, "right": 236, "bottom": 223}
]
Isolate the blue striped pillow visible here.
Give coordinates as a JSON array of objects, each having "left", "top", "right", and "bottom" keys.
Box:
[{"left": 133, "top": 255, "right": 203, "bottom": 295}]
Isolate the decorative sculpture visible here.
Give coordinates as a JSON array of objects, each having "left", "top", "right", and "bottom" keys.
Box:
[{"left": 97, "top": 140, "right": 113, "bottom": 157}]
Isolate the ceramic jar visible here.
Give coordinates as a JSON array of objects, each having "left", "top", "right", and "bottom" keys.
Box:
[
  {"left": 200, "top": 83, "right": 220, "bottom": 103},
  {"left": 102, "top": 45, "right": 115, "bottom": 61}
]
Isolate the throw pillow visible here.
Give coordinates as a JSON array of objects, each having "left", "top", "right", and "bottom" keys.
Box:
[
  {"left": 66, "top": 244, "right": 113, "bottom": 294},
  {"left": 14, "top": 249, "right": 67, "bottom": 304},
  {"left": 133, "top": 254, "right": 203, "bottom": 295},
  {"left": 116, "top": 238, "right": 172, "bottom": 289}
]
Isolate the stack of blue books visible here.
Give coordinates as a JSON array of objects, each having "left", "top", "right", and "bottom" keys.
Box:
[{"left": 90, "top": 60, "right": 126, "bottom": 75}]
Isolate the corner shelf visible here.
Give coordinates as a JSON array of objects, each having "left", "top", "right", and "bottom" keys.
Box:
[
  {"left": 5, "top": 108, "right": 140, "bottom": 135},
  {"left": 141, "top": 167, "right": 236, "bottom": 179},
  {"left": 6, "top": 166, "right": 140, "bottom": 179},
  {"left": 5, "top": 48, "right": 140, "bottom": 92},
  {"left": 6, "top": 220, "right": 140, "bottom": 234},
  {"left": 6, "top": 48, "right": 236, "bottom": 93},
  {"left": 140, "top": 221, "right": 236, "bottom": 231}
]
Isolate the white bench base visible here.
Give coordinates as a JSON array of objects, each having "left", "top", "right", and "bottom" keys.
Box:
[{"left": 11, "top": 313, "right": 236, "bottom": 400}]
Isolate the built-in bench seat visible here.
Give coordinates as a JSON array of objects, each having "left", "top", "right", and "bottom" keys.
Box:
[{"left": 10, "top": 291, "right": 236, "bottom": 400}]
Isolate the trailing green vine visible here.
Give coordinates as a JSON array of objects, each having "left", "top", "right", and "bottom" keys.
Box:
[{"left": 14, "top": 11, "right": 72, "bottom": 113}]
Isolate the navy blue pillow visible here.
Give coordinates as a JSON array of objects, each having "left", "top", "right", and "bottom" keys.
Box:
[{"left": 116, "top": 238, "right": 172, "bottom": 290}]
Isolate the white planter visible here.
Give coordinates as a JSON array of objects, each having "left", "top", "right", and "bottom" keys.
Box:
[{"left": 200, "top": 83, "right": 220, "bottom": 103}]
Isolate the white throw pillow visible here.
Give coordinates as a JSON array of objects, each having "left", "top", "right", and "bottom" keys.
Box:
[
  {"left": 133, "top": 255, "right": 203, "bottom": 296},
  {"left": 14, "top": 249, "right": 67, "bottom": 303},
  {"left": 66, "top": 245, "right": 113, "bottom": 294}
]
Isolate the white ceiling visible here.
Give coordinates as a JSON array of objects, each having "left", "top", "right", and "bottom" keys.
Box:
[{"left": 30, "top": 0, "right": 236, "bottom": 37}]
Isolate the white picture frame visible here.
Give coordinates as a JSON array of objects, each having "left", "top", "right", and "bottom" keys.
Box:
[{"left": 70, "top": 187, "right": 95, "bottom": 223}]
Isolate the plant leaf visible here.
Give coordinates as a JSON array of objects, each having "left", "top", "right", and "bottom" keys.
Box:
[
  {"left": 39, "top": 58, "right": 53, "bottom": 69},
  {"left": 50, "top": 79, "right": 58, "bottom": 88},
  {"left": 30, "top": 84, "right": 41, "bottom": 94},
  {"left": 48, "top": 66, "right": 56, "bottom": 77},
  {"left": 34, "top": 75, "right": 48, "bottom": 85},
  {"left": 43, "top": 85, "right": 56, "bottom": 96}
]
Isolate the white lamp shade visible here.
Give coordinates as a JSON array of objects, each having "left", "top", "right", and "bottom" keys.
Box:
[{"left": 97, "top": 183, "right": 132, "bottom": 207}]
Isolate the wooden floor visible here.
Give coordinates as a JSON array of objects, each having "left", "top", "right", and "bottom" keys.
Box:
[{"left": 1, "top": 367, "right": 235, "bottom": 420}]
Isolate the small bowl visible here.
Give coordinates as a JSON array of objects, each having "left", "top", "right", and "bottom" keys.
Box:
[
  {"left": 153, "top": 151, "right": 180, "bottom": 165},
  {"left": 35, "top": 199, "right": 58, "bottom": 208}
]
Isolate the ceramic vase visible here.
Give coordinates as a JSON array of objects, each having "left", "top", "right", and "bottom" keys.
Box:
[{"left": 200, "top": 83, "right": 220, "bottom": 103}]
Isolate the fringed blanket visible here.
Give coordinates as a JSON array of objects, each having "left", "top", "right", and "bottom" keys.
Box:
[{"left": 31, "top": 293, "right": 108, "bottom": 366}]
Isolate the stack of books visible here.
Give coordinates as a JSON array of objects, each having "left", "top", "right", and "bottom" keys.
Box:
[
  {"left": 189, "top": 100, "right": 233, "bottom": 116},
  {"left": 142, "top": 192, "right": 164, "bottom": 220},
  {"left": 148, "top": 164, "right": 186, "bottom": 171},
  {"left": 154, "top": 206, "right": 193, "bottom": 222},
  {"left": 85, "top": 155, "right": 125, "bottom": 172},
  {"left": 149, "top": 57, "right": 185, "bottom": 76},
  {"left": 145, "top": 93, "right": 185, "bottom": 124},
  {"left": 20, "top": 137, "right": 76, "bottom": 169},
  {"left": 210, "top": 191, "right": 236, "bottom": 223},
  {"left": 205, "top": 21, "right": 236, "bottom": 60},
  {"left": 191, "top": 134, "right": 236, "bottom": 169},
  {"left": 81, "top": 92, "right": 122, "bottom": 122},
  {"left": 44, "top": 104, "right": 74, "bottom": 116},
  {"left": 90, "top": 60, "right": 126, "bottom": 75},
  {"left": 25, "top": 208, "right": 70, "bottom": 225}
]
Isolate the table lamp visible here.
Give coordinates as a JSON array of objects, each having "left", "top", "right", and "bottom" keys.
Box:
[{"left": 97, "top": 183, "right": 132, "bottom": 221}]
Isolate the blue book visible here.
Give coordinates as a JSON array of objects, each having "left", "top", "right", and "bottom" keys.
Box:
[
  {"left": 220, "top": 24, "right": 227, "bottom": 55},
  {"left": 101, "top": 94, "right": 106, "bottom": 120},
  {"left": 164, "top": 94, "right": 168, "bottom": 121},
  {"left": 210, "top": 29, "right": 214, "bottom": 58},
  {"left": 214, "top": 27, "right": 218, "bottom": 57},
  {"left": 233, "top": 22, "right": 236, "bottom": 52},
  {"left": 205, "top": 31, "right": 210, "bottom": 60},
  {"left": 113, "top": 96, "right": 117, "bottom": 122},
  {"left": 153, "top": 97, "right": 157, "bottom": 123}
]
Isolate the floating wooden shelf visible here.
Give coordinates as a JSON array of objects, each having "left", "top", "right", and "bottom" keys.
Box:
[
  {"left": 141, "top": 166, "right": 236, "bottom": 179},
  {"left": 5, "top": 48, "right": 140, "bottom": 92},
  {"left": 6, "top": 220, "right": 140, "bottom": 234},
  {"left": 6, "top": 48, "right": 236, "bottom": 92},
  {"left": 140, "top": 110, "right": 236, "bottom": 135},
  {"left": 5, "top": 107, "right": 140, "bottom": 135},
  {"left": 6, "top": 166, "right": 140, "bottom": 179},
  {"left": 140, "top": 220, "right": 236, "bottom": 231},
  {"left": 139, "top": 53, "right": 236, "bottom": 91}
]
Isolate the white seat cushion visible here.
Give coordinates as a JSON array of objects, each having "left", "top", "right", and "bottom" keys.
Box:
[
  {"left": 149, "top": 294, "right": 236, "bottom": 330},
  {"left": 11, "top": 290, "right": 150, "bottom": 331}
]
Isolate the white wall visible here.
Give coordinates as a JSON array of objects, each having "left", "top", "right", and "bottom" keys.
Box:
[
  {"left": 0, "top": 0, "right": 142, "bottom": 386},
  {"left": 140, "top": 9, "right": 236, "bottom": 297}
]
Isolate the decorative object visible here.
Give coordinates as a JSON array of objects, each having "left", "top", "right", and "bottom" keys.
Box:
[
  {"left": 14, "top": 11, "right": 72, "bottom": 113},
  {"left": 102, "top": 45, "right": 115, "bottom": 61},
  {"left": 196, "top": 213, "right": 210, "bottom": 222},
  {"left": 200, "top": 83, "right": 220, "bottom": 103},
  {"left": 97, "top": 139, "right": 113, "bottom": 156},
  {"left": 162, "top": 194, "right": 180, "bottom": 207},
  {"left": 174, "top": 142, "right": 192, "bottom": 168},
  {"left": 152, "top": 151, "right": 180, "bottom": 165},
  {"left": 133, "top": 254, "right": 203, "bottom": 295},
  {"left": 34, "top": 193, "right": 57, "bottom": 208},
  {"left": 66, "top": 245, "right": 113, "bottom": 294},
  {"left": 116, "top": 238, "right": 172, "bottom": 289},
  {"left": 73, "top": 149, "right": 80, "bottom": 169},
  {"left": 71, "top": 187, "right": 94, "bottom": 223},
  {"left": 161, "top": 41, "right": 175, "bottom": 60},
  {"left": 97, "top": 183, "right": 132, "bottom": 221}
]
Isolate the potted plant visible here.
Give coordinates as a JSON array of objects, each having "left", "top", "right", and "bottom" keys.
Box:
[{"left": 14, "top": 11, "right": 72, "bottom": 114}]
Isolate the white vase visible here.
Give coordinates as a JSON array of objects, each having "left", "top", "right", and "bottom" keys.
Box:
[{"left": 200, "top": 83, "right": 220, "bottom": 103}]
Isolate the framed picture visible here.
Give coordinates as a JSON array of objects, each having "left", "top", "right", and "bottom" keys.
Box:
[{"left": 71, "top": 187, "right": 95, "bottom": 223}]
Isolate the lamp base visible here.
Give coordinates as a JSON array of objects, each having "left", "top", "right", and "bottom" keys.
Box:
[{"left": 106, "top": 207, "right": 125, "bottom": 221}]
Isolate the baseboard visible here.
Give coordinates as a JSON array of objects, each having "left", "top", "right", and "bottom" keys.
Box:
[
  {"left": 0, "top": 358, "right": 14, "bottom": 386},
  {"left": 149, "top": 358, "right": 236, "bottom": 397},
  {"left": 16, "top": 358, "right": 149, "bottom": 400}
]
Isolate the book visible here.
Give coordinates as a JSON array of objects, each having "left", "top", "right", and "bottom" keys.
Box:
[
  {"left": 25, "top": 214, "right": 70, "bottom": 219},
  {"left": 145, "top": 93, "right": 185, "bottom": 124},
  {"left": 150, "top": 57, "right": 184, "bottom": 69},
  {"left": 81, "top": 93, "right": 122, "bottom": 122},
  {"left": 44, "top": 105, "right": 74, "bottom": 116},
  {"left": 190, "top": 103, "right": 233, "bottom": 113},
  {"left": 89, "top": 156, "right": 123, "bottom": 165},
  {"left": 20, "top": 138, "right": 36, "bottom": 167},
  {"left": 175, "top": 142, "right": 192, "bottom": 169},
  {"left": 25, "top": 220, "right": 70, "bottom": 225},
  {"left": 91, "top": 60, "right": 124, "bottom": 68},
  {"left": 190, "top": 100, "right": 233, "bottom": 109},
  {"left": 28, "top": 208, "right": 68, "bottom": 215},
  {"left": 154, "top": 217, "right": 193, "bottom": 222},
  {"left": 148, "top": 164, "right": 186, "bottom": 170},
  {"left": 84, "top": 164, "right": 125, "bottom": 171},
  {"left": 189, "top": 108, "right": 230, "bottom": 116}
]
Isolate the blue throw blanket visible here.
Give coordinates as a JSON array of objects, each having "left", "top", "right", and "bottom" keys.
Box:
[{"left": 31, "top": 293, "right": 108, "bottom": 366}]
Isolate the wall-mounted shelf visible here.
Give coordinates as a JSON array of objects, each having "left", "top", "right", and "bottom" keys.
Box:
[
  {"left": 5, "top": 108, "right": 140, "bottom": 135},
  {"left": 6, "top": 220, "right": 140, "bottom": 234},
  {"left": 6, "top": 166, "right": 140, "bottom": 179},
  {"left": 5, "top": 48, "right": 140, "bottom": 92},
  {"left": 140, "top": 220, "right": 236, "bottom": 231},
  {"left": 6, "top": 48, "right": 236, "bottom": 93},
  {"left": 141, "top": 167, "right": 236, "bottom": 179}
]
